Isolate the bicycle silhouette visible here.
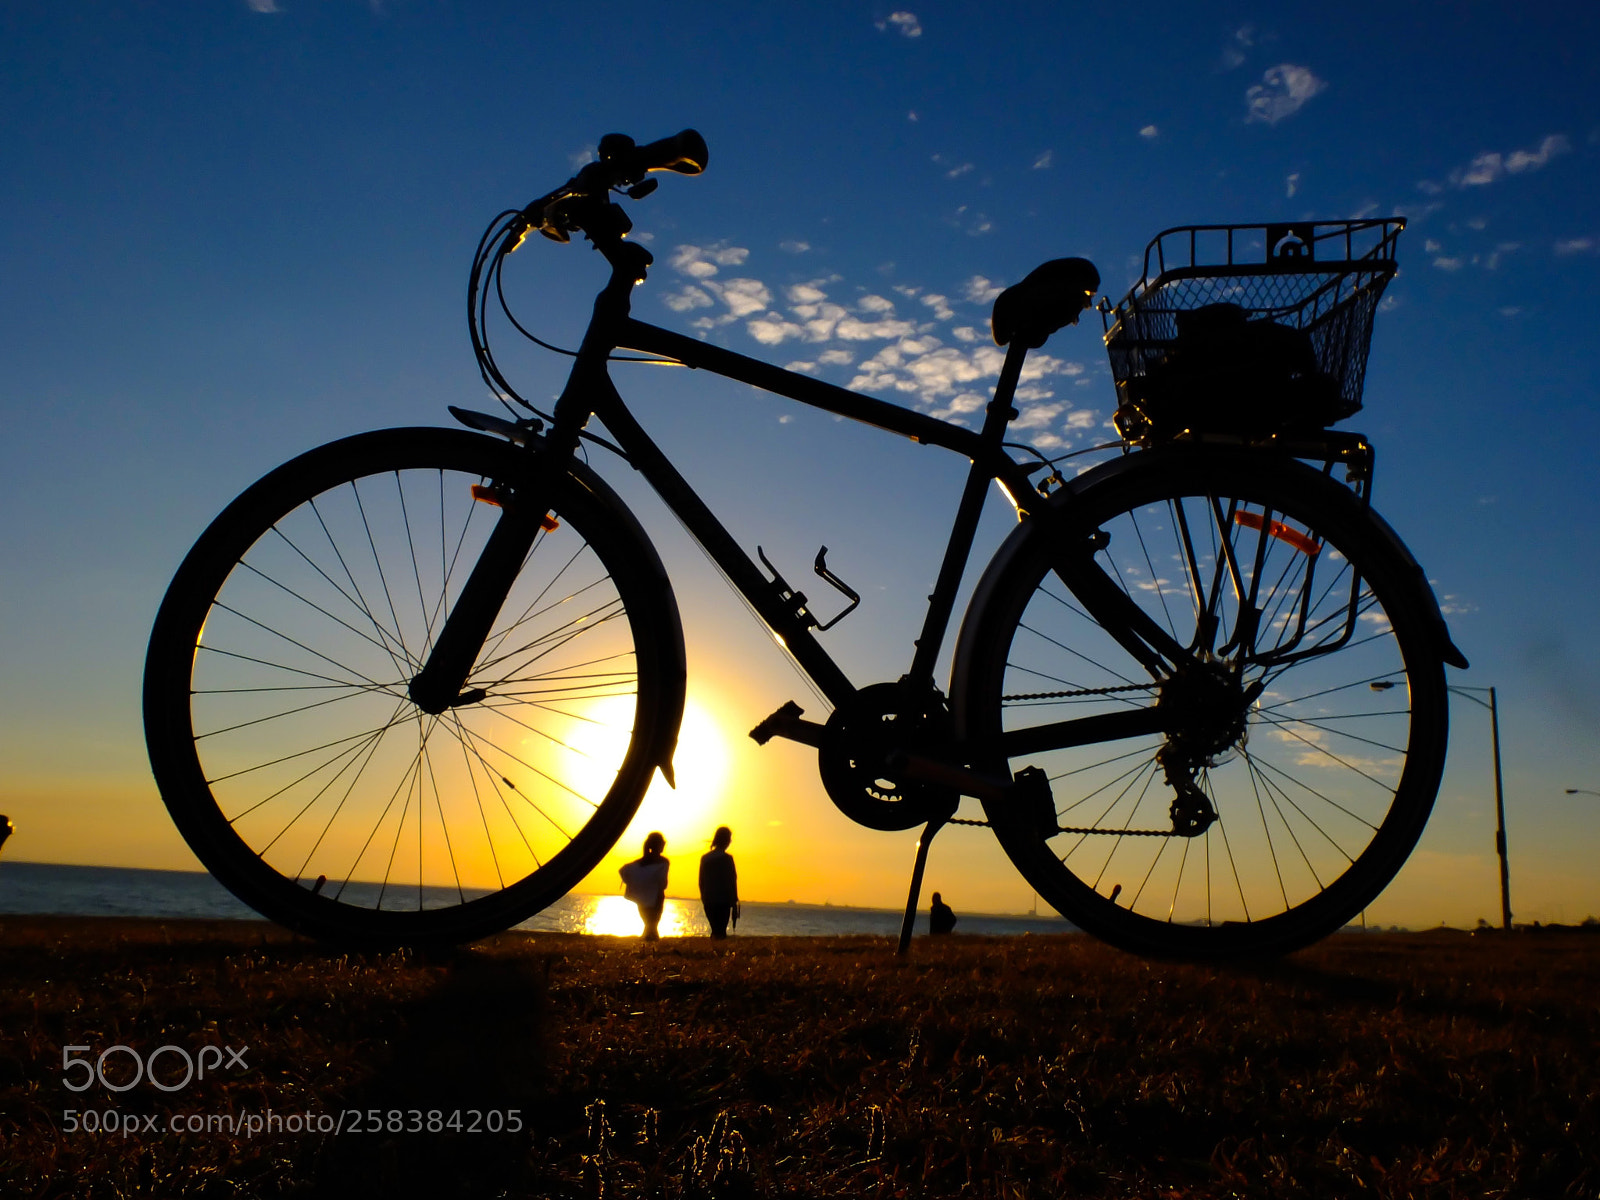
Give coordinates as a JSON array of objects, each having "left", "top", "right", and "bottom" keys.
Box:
[{"left": 143, "top": 131, "right": 1467, "bottom": 958}]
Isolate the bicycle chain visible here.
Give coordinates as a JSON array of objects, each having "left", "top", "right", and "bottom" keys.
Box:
[
  {"left": 1000, "top": 683, "right": 1156, "bottom": 702},
  {"left": 946, "top": 816, "right": 1177, "bottom": 837}
]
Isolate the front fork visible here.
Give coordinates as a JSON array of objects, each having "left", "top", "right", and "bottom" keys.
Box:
[{"left": 408, "top": 237, "right": 647, "bottom": 716}]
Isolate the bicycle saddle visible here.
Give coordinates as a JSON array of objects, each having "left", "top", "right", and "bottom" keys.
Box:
[{"left": 991, "top": 257, "right": 1101, "bottom": 349}]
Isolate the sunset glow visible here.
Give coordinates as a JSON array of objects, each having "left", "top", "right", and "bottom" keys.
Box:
[{"left": 4, "top": 4, "right": 1599, "bottom": 929}]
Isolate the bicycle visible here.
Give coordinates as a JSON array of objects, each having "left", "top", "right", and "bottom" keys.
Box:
[{"left": 143, "top": 129, "right": 1469, "bottom": 958}]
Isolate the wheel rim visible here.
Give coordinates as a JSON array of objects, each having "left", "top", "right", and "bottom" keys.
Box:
[
  {"left": 175, "top": 454, "right": 645, "bottom": 928},
  {"left": 985, "top": 466, "right": 1443, "bottom": 950}
]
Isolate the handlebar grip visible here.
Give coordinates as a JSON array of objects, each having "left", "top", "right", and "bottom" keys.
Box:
[{"left": 606, "top": 129, "right": 708, "bottom": 177}]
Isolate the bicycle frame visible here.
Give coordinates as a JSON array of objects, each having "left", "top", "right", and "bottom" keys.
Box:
[{"left": 412, "top": 239, "right": 1186, "bottom": 774}]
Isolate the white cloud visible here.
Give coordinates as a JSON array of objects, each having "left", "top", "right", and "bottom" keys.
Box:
[
  {"left": 1506, "top": 135, "right": 1570, "bottom": 172},
  {"left": 1032, "top": 150, "right": 1053, "bottom": 170},
  {"left": 749, "top": 316, "right": 804, "bottom": 344},
  {"left": 794, "top": 302, "right": 849, "bottom": 341},
  {"left": 1484, "top": 242, "right": 1519, "bottom": 270},
  {"left": 717, "top": 278, "right": 771, "bottom": 318},
  {"left": 787, "top": 282, "right": 829, "bottom": 305},
  {"left": 951, "top": 325, "right": 981, "bottom": 342},
  {"left": 669, "top": 243, "right": 750, "bottom": 278},
  {"left": 817, "top": 349, "right": 854, "bottom": 365},
  {"left": 857, "top": 293, "right": 896, "bottom": 314},
  {"left": 1556, "top": 237, "right": 1596, "bottom": 255},
  {"left": 1452, "top": 134, "right": 1570, "bottom": 187},
  {"left": 1432, "top": 256, "right": 1463, "bottom": 271},
  {"left": 920, "top": 293, "right": 954, "bottom": 320},
  {"left": 783, "top": 360, "right": 817, "bottom": 373},
  {"left": 962, "top": 275, "right": 1003, "bottom": 303},
  {"left": 1221, "top": 23, "right": 1254, "bottom": 69},
  {"left": 779, "top": 240, "right": 811, "bottom": 254},
  {"left": 245, "top": 0, "right": 281, "bottom": 10},
  {"left": 661, "top": 286, "right": 715, "bottom": 313},
  {"left": 1139, "top": 125, "right": 1159, "bottom": 140},
  {"left": 1424, "top": 239, "right": 1442, "bottom": 252},
  {"left": 945, "top": 162, "right": 975, "bottom": 179},
  {"left": 1245, "top": 64, "right": 1326, "bottom": 125},
  {"left": 835, "top": 316, "right": 918, "bottom": 341},
  {"left": 877, "top": 11, "right": 922, "bottom": 37},
  {"left": 1286, "top": 172, "right": 1300, "bottom": 198}
]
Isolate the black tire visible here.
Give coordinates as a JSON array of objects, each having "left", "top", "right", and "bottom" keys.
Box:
[
  {"left": 144, "top": 428, "right": 684, "bottom": 947},
  {"left": 956, "top": 448, "right": 1448, "bottom": 958}
]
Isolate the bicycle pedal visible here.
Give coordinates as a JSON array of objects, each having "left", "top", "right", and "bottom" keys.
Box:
[{"left": 749, "top": 701, "right": 825, "bottom": 747}]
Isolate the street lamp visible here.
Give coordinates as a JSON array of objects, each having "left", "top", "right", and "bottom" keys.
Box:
[{"left": 1370, "top": 681, "right": 1510, "bottom": 930}]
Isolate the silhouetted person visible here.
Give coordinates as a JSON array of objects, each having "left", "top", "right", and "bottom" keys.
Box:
[
  {"left": 0, "top": 816, "right": 11, "bottom": 855},
  {"left": 698, "top": 826, "right": 739, "bottom": 939},
  {"left": 929, "top": 891, "right": 957, "bottom": 935},
  {"left": 619, "top": 832, "right": 669, "bottom": 941}
]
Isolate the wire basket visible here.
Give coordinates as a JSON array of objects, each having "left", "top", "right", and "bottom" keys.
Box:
[{"left": 1102, "top": 219, "right": 1403, "bottom": 443}]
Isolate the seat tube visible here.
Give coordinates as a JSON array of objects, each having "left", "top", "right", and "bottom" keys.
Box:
[{"left": 906, "top": 341, "right": 1029, "bottom": 687}]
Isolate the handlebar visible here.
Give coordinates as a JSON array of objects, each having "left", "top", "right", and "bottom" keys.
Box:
[{"left": 521, "top": 129, "right": 708, "bottom": 245}]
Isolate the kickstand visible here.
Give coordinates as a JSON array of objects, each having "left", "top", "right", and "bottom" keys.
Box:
[{"left": 896, "top": 812, "right": 951, "bottom": 956}]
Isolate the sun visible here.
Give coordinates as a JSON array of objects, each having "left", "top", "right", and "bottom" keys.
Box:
[{"left": 626, "top": 695, "right": 732, "bottom": 849}]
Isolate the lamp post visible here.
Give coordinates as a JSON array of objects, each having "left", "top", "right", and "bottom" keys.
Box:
[
  {"left": 1452, "top": 685, "right": 1511, "bottom": 931},
  {"left": 1370, "top": 682, "right": 1510, "bottom": 929}
]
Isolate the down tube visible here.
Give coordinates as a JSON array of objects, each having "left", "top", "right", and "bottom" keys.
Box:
[{"left": 590, "top": 379, "right": 857, "bottom": 705}]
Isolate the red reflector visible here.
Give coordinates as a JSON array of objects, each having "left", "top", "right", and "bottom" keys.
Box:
[
  {"left": 469, "top": 486, "right": 558, "bottom": 530},
  {"left": 1234, "top": 511, "right": 1320, "bottom": 555}
]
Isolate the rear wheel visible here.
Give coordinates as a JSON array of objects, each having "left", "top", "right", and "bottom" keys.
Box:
[
  {"left": 960, "top": 449, "right": 1448, "bottom": 958},
  {"left": 144, "top": 428, "right": 682, "bottom": 947}
]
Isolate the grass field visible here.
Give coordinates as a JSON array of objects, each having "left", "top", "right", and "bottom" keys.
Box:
[{"left": 2, "top": 916, "right": 1596, "bottom": 1198}]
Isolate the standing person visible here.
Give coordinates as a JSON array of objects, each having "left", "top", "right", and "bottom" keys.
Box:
[
  {"left": 619, "top": 832, "right": 669, "bottom": 941},
  {"left": 698, "top": 826, "right": 739, "bottom": 939},
  {"left": 929, "top": 891, "right": 957, "bottom": 935}
]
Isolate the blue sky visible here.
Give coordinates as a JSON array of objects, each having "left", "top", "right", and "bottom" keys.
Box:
[{"left": 3, "top": 1, "right": 1597, "bottom": 923}]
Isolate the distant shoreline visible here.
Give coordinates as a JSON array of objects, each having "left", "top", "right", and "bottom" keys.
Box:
[{"left": 0, "top": 859, "right": 1070, "bottom": 922}]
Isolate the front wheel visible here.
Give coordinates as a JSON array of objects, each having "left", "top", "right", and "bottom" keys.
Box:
[
  {"left": 957, "top": 449, "right": 1449, "bottom": 958},
  {"left": 144, "top": 428, "right": 684, "bottom": 947}
]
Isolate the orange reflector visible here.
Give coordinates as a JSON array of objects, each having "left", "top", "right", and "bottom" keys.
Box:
[
  {"left": 1234, "top": 511, "right": 1320, "bottom": 555},
  {"left": 469, "top": 486, "right": 558, "bottom": 530}
]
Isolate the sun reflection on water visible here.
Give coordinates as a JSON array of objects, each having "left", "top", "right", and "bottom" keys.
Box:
[{"left": 581, "top": 894, "right": 699, "bottom": 938}]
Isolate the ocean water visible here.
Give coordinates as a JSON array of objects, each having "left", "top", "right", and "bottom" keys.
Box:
[{"left": 0, "top": 861, "right": 1078, "bottom": 938}]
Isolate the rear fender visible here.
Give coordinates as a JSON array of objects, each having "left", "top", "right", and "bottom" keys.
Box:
[{"left": 951, "top": 446, "right": 1467, "bottom": 741}]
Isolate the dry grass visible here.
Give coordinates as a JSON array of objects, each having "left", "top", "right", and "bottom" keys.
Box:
[{"left": 1, "top": 916, "right": 1596, "bottom": 1198}]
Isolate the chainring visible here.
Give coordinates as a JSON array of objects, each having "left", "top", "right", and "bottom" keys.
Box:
[{"left": 817, "top": 682, "right": 959, "bottom": 831}]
